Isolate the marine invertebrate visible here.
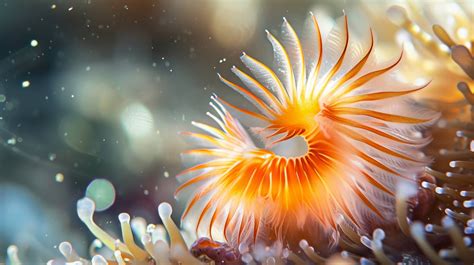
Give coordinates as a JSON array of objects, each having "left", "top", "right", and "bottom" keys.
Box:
[
  {"left": 176, "top": 14, "right": 438, "bottom": 247},
  {"left": 382, "top": 0, "right": 473, "bottom": 104},
  {"left": 38, "top": 198, "right": 202, "bottom": 264},
  {"left": 294, "top": 22, "right": 474, "bottom": 264}
]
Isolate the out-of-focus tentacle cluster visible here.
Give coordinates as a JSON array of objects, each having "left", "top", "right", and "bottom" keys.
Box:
[
  {"left": 18, "top": 199, "right": 204, "bottom": 265},
  {"left": 383, "top": 0, "right": 473, "bottom": 104}
]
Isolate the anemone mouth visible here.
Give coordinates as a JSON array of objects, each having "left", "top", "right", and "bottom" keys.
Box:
[{"left": 270, "top": 135, "right": 309, "bottom": 158}]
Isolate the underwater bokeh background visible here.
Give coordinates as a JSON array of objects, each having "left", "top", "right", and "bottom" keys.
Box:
[
  {"left": 0, "top": 0, "right": 348, "bottom": 262},
  {"left": 1, "top": 0, "right": 472, "bottom": 263}
]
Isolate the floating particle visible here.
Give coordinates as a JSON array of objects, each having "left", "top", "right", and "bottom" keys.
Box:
[
  {"left": 85, "top": 179, "right": 116, "bottom": 212},
  {"left": 55, "top": 173, "right": 64, "bottom": 182},
  {"left": 48, "top": 153, "right": 56, "bottom": 161},
  {"left": 0, "top": 94, "right": 6, "bottom": 103},
  {"left": 163, "top": 171, "right": 169, "bottom": 178},
  {"left": 144, "top": 189, "right": 149, "bottom": 195},
  {"left": 51, "top": 4, "right": 56, "bottom": 9},
  {"left": 22, "top": 81, "right": 30, "bottom": 88},
  {"left": 85, "top": 66, "right": 90, "bottom": 71},
  {"left": 30, "top": 40, "right": 38, "bottom": 47},
  {"left": 7, "top": 138, "right": 16, "bottom": 145},
  {"left": 68, "top": 7, "right": 73, "bottom": 11}
]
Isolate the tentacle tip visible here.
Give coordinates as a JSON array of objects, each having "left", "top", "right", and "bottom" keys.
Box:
[
  {"left": 425, "top": 224, "right": 434, "bottom": 232},
  {"left": 373, "top": 228, "right": 385, "bottom": 241},
  {"left": 118, "top": 213, "right": 130, "bottom": 223},
  {"left": 77, "top": 197, "right": 95, "bottom": 221},
  {"left": 432, "top": 24, "right": 441, "bottom": 30},
  {"left": 410, "top": 222, "right": 426, "bottom": 238},
  {"left": 360, "top": 236, "right": 372, "bottom": 249},
  {"left": 91, "top": 255, "right": 107, "bottom": 265},
  {"left": 299, "top": 239, "right": 309, "bottom": 248},
  {"left": 7, "top": 245, "right": 18, "bottom": 256},
  {"left": 441, "top": 216, "right": 455, "bottom": 228},
  {"left": 58, "top": 241, "right": 73, "bottom": 256},
  {"left": 158, "top": 202, "right": 173, "bottom": 219},
  {"left": 421, "top": 181, "right": 431, "bottom": 189},
  {"left": 457, "top": 81, "right": 470, "bottom": 93}
]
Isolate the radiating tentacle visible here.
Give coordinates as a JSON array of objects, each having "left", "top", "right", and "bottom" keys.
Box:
[{"left": 177, "top": 15, "right": 437, "bottom": 247}]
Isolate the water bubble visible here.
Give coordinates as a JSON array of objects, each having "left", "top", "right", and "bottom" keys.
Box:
[
  {"left": 0, "top": 94, "right": 6, "bottom": 103},
  {"left": 85, "top": 179, "right": 116, "bottom": 212},
  {"left": 55, "top": 173, "right": 64, "bottom": 182}
]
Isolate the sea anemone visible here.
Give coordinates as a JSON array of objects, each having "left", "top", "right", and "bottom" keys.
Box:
[
  {"left": 383, "top": 0, "right": 473, "bottom": 104},
  {"left": 40, "top": 198, "right": 202, "bottom": 264},
  {"left": 176, "top": 13, "right": 439, "bottom": 247},
  {"left": 292, "top": 19, "right": 474, "bottom": 264},
  {"left": 8, "top": 8, "right": 471, "bottom": 265}
]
